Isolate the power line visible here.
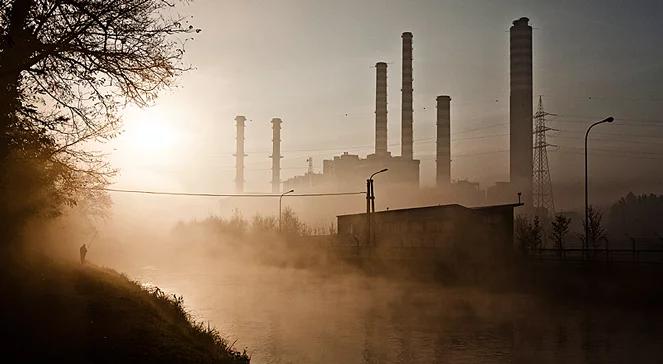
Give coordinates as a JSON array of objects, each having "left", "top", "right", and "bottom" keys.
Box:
[{"left": 100, "top": 188, "right": 365, "bottom": 197}]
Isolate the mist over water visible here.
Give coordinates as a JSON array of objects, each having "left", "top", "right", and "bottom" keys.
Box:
[{"left": 92, "top": 224, "right": 661, "bottom": 364}]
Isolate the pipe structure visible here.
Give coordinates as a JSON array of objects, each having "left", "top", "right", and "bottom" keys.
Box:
[
  {"left": 270, "top": 118, "right": 283, "bottom": 193},
  {"left": 436, "top": 96, "right": 451, "bottom": 187},
  {"left": 401, "top": 32, "right": 414, "bottom": 160},
  {"left": 375, "top": 62, "right": 388, "bottom": 157},
  {"left": 233, "top": 115, "right": 247, "bottom": 193},
  {"left": 509, "top": 17, "right": 533, "bottom": 208}
]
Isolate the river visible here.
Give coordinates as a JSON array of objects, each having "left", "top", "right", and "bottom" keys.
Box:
[{"left": 127, "top": 261, "right": 663, "bottom": 363}]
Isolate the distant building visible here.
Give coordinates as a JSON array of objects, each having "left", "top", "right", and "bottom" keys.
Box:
[{"left": 338, "top": 203, "right": 518, "bottom": 248}]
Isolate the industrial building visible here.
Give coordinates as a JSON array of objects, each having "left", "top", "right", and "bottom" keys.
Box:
[{"left": 336, "top": 203, "right": 521, "bottom": 263}]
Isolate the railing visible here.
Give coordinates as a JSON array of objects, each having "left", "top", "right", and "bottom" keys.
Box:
[{"left": 533, "top": 246, "right": 663, "bottom": 264}]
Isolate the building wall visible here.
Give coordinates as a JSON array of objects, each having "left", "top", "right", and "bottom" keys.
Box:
[{"left": 337, "top": 204, "right": 515, "bottom": 261}]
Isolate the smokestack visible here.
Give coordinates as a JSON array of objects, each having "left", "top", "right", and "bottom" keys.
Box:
[
  {"left": 401, "top": 32, "right": 414, "bottom": 160},
  {"left": 509, "top": 17, "right": 533, "bottom": 207},
  {"left": 270, "top": 118, "right": 283, "bottom": 193},
  {"left": 234, "top": 115, "right": 247, "bottom": 193},
  {"left": 375, "top": 62, "right": 388, "bottom": 157},
  {"left": 436, "top": 96, "right": 451, "bottom": 187}
]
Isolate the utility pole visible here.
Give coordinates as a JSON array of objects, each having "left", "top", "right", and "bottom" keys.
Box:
[
  {"left": 532, "top": 96, "right": 557, "bottom": 217},
  {"left": 367, "top": 169, "right": 388, "bottom": 246}
]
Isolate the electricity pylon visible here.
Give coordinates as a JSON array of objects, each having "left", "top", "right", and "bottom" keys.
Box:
[{"left": 533, "top": 96, "right": 557, "bottom": 217}]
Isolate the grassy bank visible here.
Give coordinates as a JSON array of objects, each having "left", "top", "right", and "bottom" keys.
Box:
[{"left": 0, "top": 255, "right": 249, "bottom": 364}]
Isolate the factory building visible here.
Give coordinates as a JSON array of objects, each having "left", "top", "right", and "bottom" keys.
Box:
[{"left": 336, "top": 203, "right": 521, "bottom": 266}]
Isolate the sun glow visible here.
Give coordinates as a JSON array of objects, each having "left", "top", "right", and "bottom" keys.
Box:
[{"left": 122, "top": 108, "right": 178, "bottom": 155}]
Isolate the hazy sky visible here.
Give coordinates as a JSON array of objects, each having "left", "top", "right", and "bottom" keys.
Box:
[{"left": 105, "top": 0, "right": 663, "bottom": 219}]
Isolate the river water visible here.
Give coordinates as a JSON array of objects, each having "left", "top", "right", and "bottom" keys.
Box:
[{"left": 129, "top": 262, "right": 663, "bottom": 364}]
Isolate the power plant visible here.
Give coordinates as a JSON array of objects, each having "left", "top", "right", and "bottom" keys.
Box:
[{"left": 234, "top": 18, "right": 541, "bottom": 212}]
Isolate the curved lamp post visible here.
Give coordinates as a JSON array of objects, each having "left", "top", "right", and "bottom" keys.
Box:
[
  {"left": 584, "top": 117, "right": 614, "bottom": 256},
  {"left": 366, "top": 168, "right": 388, "bottom": 245},
  {"left": 279, "top": 189, "right": 295, "bottom": 232}
]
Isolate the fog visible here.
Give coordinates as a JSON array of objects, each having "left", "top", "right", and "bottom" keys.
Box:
[{"left": 17, "top": 192, "right": 662, "bottom": 363}]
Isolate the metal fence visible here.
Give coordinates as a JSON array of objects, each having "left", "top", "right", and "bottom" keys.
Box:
[{"left": 534, "top": 239, "right": 663, "bottom": 264}]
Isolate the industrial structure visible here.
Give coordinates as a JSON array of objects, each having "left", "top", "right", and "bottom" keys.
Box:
[
  {"left": 401, "top": 32, "right": 414, "bottom": 160},
  {"left": 509, "top": 17, "right": 534, "bottom": 209},
  {"left": 270, "top": 118, "right": 283, "bottom": 193},
  {"left": 283, "top": 32, "right": 420, "bottom": 193},
  {"left": 532, "top": 96, "right": 556, "bottom": 216},
  {"left": 436, "top": 96, "right": 451, "bottom": 187},
  {"left": 375, "top": 62, "right": 388, "bottom": 157},
  {"left": 238, "top": 18, "right": 542, "bottom": 214},
  {"left": 233, "top": 115, "right": 247, "bottom": 193},
  {"left": 337, "top": 202, "right": 522, "bottom": 270}
]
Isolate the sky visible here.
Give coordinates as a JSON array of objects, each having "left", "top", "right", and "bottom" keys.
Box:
[{"left": 105, "top": 0, "right": 663, "bottom": 221}]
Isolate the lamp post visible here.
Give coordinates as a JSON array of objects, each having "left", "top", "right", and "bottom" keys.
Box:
[
  {"left": 279, "top": 189, "right": 294, "bottom": 233},
  {"left": 366, "top": 168, "right": 388, "bottom": 245},
  {"left": 584, "top": 117, "right": 614, "bottom": 256}
]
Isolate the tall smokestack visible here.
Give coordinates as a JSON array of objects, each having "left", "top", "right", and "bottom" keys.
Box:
[
  {"left": 436, "top": 96, "right": 451, "bottom": 187},
  {"left": 375, "top": 62, "right": 388, "bottom": 157},
  {"left": 401, "top": 32, "right": 414, "bottom": 160},
  {"left": 270, "top": 118, "right": 283, "bottom": 193},
  {"left": 234, "top": 115, "right": 247, "bottom": 193},
  {"left": 509, "top": 17, "right": 533, "bottom": 207}
]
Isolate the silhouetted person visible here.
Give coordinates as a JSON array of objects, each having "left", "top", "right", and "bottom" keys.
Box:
[{"left": 79, "top": 244, "right": 88, "bottom": 264}]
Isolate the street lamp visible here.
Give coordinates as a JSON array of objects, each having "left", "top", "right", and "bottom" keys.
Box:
[
  {"left": 366, "top": 168, "right": 388, "bottom": 245},
  {"left": 279, "top": 189, "right": 294, "bottom": 233},
  {"left": 584, "top": 116, "right": 614, "bottom": 256}
]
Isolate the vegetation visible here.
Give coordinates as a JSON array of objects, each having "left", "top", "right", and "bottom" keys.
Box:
[
  {"left": 175, "top": 208, "right": 332, "bottom": 239},
  {"left": 550, "top": 214, "right": 571, "bottom": 252},
  {"left": 581, "top": 205, "right": 608, "bottom": 249},
  {"left": 609, "top": 192, "right": 663, "bottom": 240},
  {"left": 0, "top": 0, "right": 198, "bottom": 240},
  {"left": 515, "top": 215, "right": 543, "bottom": 254},
  {"left": 0, "top": 256, "right": 249, "bottom": 363}
]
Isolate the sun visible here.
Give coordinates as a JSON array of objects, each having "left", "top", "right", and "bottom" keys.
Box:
[{"left": 122, "top": 107, "right": 178, "bottom": 155}]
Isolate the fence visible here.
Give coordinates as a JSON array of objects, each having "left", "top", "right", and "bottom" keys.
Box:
[{"left": 534, "top": 238, "right": 663, "bottom": 264}]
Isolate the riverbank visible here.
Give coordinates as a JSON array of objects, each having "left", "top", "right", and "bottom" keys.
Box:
[{"left": 0, "top": 254, "right": 249, "bottom": 364}]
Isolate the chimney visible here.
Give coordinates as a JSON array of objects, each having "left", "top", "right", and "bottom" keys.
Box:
[
  {"left": 234, "top": 115, "right": 247, "bottom": 193},
  {"left": 401, "top": 32, "right": 414, "bottom": 160},
  {"left": 270, "top": 118, "right": 283, "bottom": 193},
  {"left": 436, "top": 96, "right": 451, "bottom": 187},
  {"left": 375, "top": 62, "right": 388, "bottom": 157},
  {"left": 509, "top": 17, "right": 533, "bottom": 207}
]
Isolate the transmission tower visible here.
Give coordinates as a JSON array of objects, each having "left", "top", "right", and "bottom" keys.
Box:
[{"left": 532, "top": 96, "right": 556, "bottom": 216}]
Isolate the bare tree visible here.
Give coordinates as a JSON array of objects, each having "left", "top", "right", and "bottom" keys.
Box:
[
  {"left": 515, "top": 215, "right": 543, "bottom": 255},
  {"left": 581, "top": 206, "right": 608, "bottom": 250},
  {"left": 550, "top": 214, "right": 571, "bottom": 254},
  {"left": 0, "top": 1, "right": 198, "bottom": 225}
]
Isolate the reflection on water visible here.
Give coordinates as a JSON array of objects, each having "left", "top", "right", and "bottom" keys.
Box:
[{"left": 130, "top": 264, "right": 663, "bottom": 364}]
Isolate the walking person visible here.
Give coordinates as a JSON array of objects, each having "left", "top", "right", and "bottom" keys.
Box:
[{"left": 79, "top": 244, "right": 88, "bottom": 264}]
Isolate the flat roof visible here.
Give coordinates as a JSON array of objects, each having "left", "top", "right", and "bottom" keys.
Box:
[{"left": 337, "top": 202, "right": 523, "bottom": 218}]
